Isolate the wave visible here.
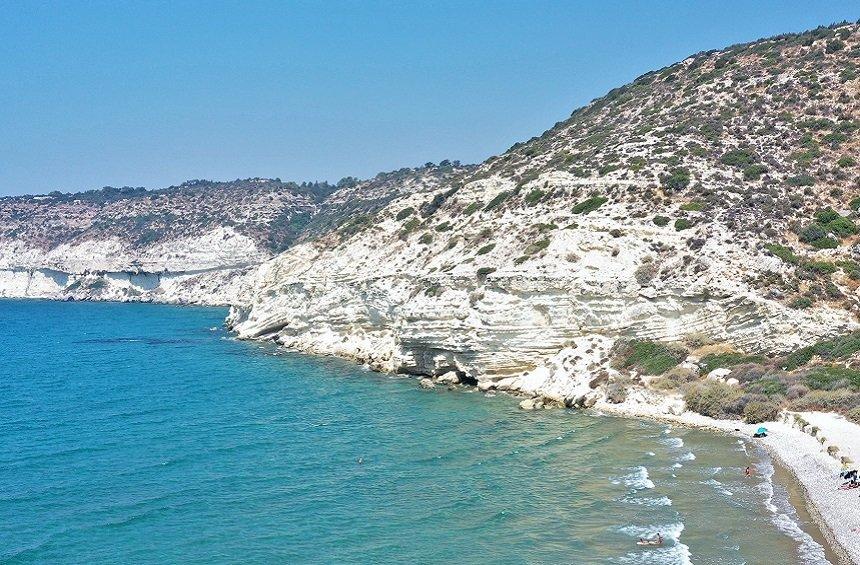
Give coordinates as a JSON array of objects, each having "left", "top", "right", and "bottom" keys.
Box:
[
  {"left": 620, "top": 495, "right": 672, "bottom": 507},
  {"left": 757, "top": 461, "right": 829, "bottom": 564},
  {"left": 611, "top": 522, "right": 691, "bottom": 565},
  {"left": 700, "top": 478, "right": 733, "bottom": 497},
  {"left": 660, "top": 437, "right": 684, "bottom": 449},
  {"left": 611, "top": 466, "right": 655, "bottom": 490}
]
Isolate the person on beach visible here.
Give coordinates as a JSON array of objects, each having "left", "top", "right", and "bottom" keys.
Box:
[{"left": 745, "top": 466, "right": 752, "bottom": 477}]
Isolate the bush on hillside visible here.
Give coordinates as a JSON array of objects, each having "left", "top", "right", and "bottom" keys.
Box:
[
  {"left": 661, "top": 167, "right": 691, "bottom": 191},
  {"left": 572, "top": 196, "right": 608, "bottom": 214},
  {"left": 674, "top": 218, "right": 694, "bottom": 231},
  {"left": 699, "top": 352, "right": 766, "bottom": 373},
  {"left": 613, "top": 339, "right": 687, "bottom": 375},
  {"left": 788, "top": 389, "right": 860, "bottom": 412},
  {"left": 720, "top": 149, "right": 757, "bottom": 167},
  {"left": 683, "top": 381, "right": 742, "bottom": 419},
  {"left": 783, "top": 331, "right": 860, "bottom": 370},
  {"left": 803, "top": 366, "right": 860, "bottom": 391},
  {"left": 743, "top": 400, "right": 781, "bottom": 423}
]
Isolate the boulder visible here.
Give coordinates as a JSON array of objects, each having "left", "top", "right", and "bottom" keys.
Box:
[
  {"left": 419, "top": 377, "right": 436, "bottom": 389},
  {"left": 436, "top": 371, "right": 460, "bottom": 385},
  {"left": 588, "top": 371, "right": 609, "bottom": 389},
  {"left": 707, "top": 368, "right": 732, "bottom": 381},
  {"left": 519, "top": 398, "right": 538, "bottom": 410}
]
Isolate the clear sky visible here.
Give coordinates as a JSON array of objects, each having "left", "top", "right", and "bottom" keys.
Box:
[{"left": 1, "top": 1, "right": 857, "bottom": 196}]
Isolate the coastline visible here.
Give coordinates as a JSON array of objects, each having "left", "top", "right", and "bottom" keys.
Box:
[{"left": 594, "top": 401, "right": 858, "bottom": 564}]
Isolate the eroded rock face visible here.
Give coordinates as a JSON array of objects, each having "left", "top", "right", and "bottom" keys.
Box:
[
  {"left": 0, "top": 228, "right": 264, "bottom": 305},
  {"left": 229, "top": 23, "right": 860, "bottom": 395},
  {"left": 5, "top": 23, "right": 860, "bottom": 405}
]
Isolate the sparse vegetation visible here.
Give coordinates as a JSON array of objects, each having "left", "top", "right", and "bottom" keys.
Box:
[
  {"left": 572, "top": 196, "right": 608, "bottom": 214},
  {"left": 612, "top": 339, "right": 687, "bottom": 375}
]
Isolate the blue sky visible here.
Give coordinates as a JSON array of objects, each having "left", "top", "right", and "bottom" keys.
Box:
[{"left": 0, "top": 1, "right": 857, "bottom": 196}]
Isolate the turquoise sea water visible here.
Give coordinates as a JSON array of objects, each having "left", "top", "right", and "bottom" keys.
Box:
[{"left": 0, "top": 300, "right": 831, "bottom": 563}]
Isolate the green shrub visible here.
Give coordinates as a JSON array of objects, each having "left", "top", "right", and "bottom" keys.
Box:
[
  {"left": 524, "top": 238, "right": 551, "bottom": 255},
  {"left": 476, "top": 243, "right": 496, "bottom": 255},
  {"left": 653, "top": 215, "right": 670, "bottom": 227},
  {"left": 814, "top": 207, "right": 839, "bottom": 224},
  {"left": 790, "top": 296, "right": 813, "bottom": 309},
  {"left": 402, "top": 218, "right": 420, "bottom": 233},
  {"left": 662, "top": 167, "right": 691, "bottom": 191},
  {"left": 745, "top": 378, "right": 787, "bottom": 396},
  {"left": 613, "top": 340, "right": 687, "bottom": 375},
  {"left": 825, "top": 216, "right": 856, "bottom": 237},
  {"left": 680, "top": 201, "right": 705, "bottom": 211},
  {"left": 810, "top": 237, "right": 838, "bottom": 249},
  {"left": 396, "top": 207, "right": 415, "bottom": 221},
  {"left": 418, "top": 233, "right": 433, "bottom": 245},
  {"left": 572, "top": 196, "right": 608, "bottom": 214},
  {"left": 484, "top": 191, "right": 511, "bottom": 211},
  {"left": 435, "top": 221, "right": 452, "bottom": 232},
  {"left": 804, "top": 260, "right": 837, "bottom": 275},
  {"left": 720, "top": 149, "right": 757, "bottom": 167},
  {"left": 783, "top": 331, "right": 860, "bottom": 370},
  {"left": 789, "top": 389, "right": 860, "bottom": 412},
  {"left": 463, "top": 202, "right": 482, "bottom": 215},
  {"left": 525, "top": 188, "right": 545, "bottom": 205},
  {"left": 838, "top": 156, "right": 857, "bottom": 168},
  {"left": 674, "top": 218, "right": 693, "bottom": 231},
  {"left": 799, "top": 223, "right": 827, "bottom": 244},
  {"left": 804, "top": 366, "right": 860, "bottom": 390},
  {"left": 847, "top": 406, "right": 860, "bottom": 424},
  {"left": 700, "top": 352, "right": 766, "bottom": 373},
  {"left": 826, "top": 39, "right": 845, "bottom": 53},
  {"left": 683, "top": 381, "right": 742, "bottom": 419},
  {"left": 765, "top": 243, "right": 799, "bottom": 264},
  {"left": 786, "top": 174, "right": 815, "bottom": 186},
  {"left": 476, "top": 267, "right": 496, "bottom": 278},
  {"left": 743, "top": 400, "right": 781, "bottom": 423},
  {"left": 823, "top": 132, "right": 848, "bottom": 146},
  {"left": 743, "top": 164, "right": 768, "bottom": 180}
]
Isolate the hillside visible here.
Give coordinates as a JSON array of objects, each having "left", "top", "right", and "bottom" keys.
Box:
[
  {"left": 2, "top": 22, "right": 859, "bottom": 424},
  {"left": 0, "top": 164, "right": 470, "bottom": 303},
  {"left": 228, "top": 22, "right": 860, "bottom": 420}
]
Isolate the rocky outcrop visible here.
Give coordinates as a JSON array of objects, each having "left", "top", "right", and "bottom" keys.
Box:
[
  {"left": 4, "top": 22, "right": 860, "bottom": 402},
  {"left": 229, "top": 22, "right": 860, "bottom": 395}
]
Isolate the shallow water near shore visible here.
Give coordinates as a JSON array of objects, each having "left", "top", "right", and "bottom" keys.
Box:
[{"left": 0, "top": 300, "right": 832, "bottom": 563}]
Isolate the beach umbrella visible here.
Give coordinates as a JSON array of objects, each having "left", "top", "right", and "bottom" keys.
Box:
[{"left": 756, "top": 426, "right": 768, "bottom": 435}]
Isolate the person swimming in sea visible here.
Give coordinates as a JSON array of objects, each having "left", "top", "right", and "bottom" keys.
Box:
[
  {"left": 745, "top": 466, "right": 752, "bottom": 477},
  {"left": 637, "top": 533, "right": 663, "bottom": 546}
]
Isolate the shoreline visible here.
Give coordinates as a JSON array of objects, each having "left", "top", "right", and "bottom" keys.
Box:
[{"left": 593, "top": 402, "right": 858, "bottom": 564}]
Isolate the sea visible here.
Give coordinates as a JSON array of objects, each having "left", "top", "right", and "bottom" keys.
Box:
[{"left": 0, "top": 300, "right": 834, "bottom": 563}]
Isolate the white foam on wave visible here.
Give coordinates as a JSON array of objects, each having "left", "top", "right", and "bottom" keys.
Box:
[
  {"left": 756, "top": 461, "right": 829, "bottom": 564},
  {"left": 611, "top": 466, "right": 655, "bottom": 490},
  {"left": 611, "top": 522, "right": 691, "bottom": 565},
  {"left": 677, "top": 451, "right": 696, "bottom": 462},
  {"left": 672, "top": 462, "right": 683, "bottom": 469},
  {"left": 700, "top": 478, "right": 733, "bottom": 497},
  {"left": 620, "top": 495, "right": 672, "bottom": 507},
  {"left": 660, "top": 437, "right": 684, "bottom": 449},
  {"left": 647, "top": 451, "right": 655, "bottom": 457}
]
